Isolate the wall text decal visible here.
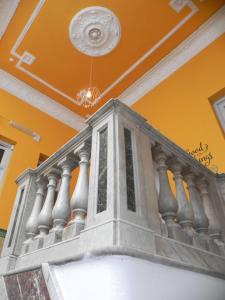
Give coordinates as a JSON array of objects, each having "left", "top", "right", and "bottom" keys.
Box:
[{"left": 186, "top": 142, "right": 214, "bottom": 167}]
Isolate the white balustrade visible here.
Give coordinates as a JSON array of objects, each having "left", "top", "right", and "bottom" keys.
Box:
[
  {"left": 153, "top": 146, "right": 179, "bottom": 238},
  {"left": 69, "top": 147, "right": 90, "bottom": 234},
  {"left": 5, "top": 99, "right": 225, "bottom": 266},
  {"left": 169, "top": 159, "right": 194, "bottom": 237},
  {"left": 37, "top": 170, "right": 60, "bottom": 236},
  {"left": 185, "top": 173, "right": 209, "bottom": 250},
  {"left": 24, "top": 177, "right": 46, "bottom": 241},
  {"left": 185, "top": 173, "right": 209, "bottom": 235},
  {"left": 197, "top": 177, "right": 221, "bottom": 238},
  {"left": 52, "top": 157, "right": 74, "bottom": 231},
  {"left": 197, "top": 177, "right": 225, "bottom": 254}
]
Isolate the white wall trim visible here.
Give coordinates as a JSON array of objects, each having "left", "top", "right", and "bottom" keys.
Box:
[
  {"left": 9, "top": 120, "right": 41, "bottom": 142},
  {"left": 0, "top": 70, "right": 85, "bottom": 131},
  {"left": 119, "top": 5, "right": 225, "bottom": 106},
  {"left": 0, "top": 0, "right": 20, "bottom": 39}
]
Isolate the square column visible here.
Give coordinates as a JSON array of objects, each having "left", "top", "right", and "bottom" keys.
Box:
[{"left": 80, "top": 100, "right": 161, "bottom": 253}]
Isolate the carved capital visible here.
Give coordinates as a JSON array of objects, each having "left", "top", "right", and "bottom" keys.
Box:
[{"left": 57, "top": 155, "right": 77, "bottom": 172}]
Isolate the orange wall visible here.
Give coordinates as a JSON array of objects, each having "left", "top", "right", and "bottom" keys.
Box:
[
  {"left": 133, "top": 33, "right": 225, "bottom": 173},
  {"left": 0, "top": 91, "right": 76, "bottom": 229}
]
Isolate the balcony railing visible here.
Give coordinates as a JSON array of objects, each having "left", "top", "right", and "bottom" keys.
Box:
[{"left": 1, "top": 99, "right": 225, "bottom": 279}]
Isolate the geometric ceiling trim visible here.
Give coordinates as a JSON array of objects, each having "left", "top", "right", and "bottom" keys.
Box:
[
  {"left": 0, "top": 0, "right": 20, "bottom": 39},
  {"left": 10, "top": 0, "right": 198, "bottom": 106},
  {"left": 119, "top": 5, "right": 225, "bottom": 106},
  {"left": 0, "top": 69, "right": 85, "bottom": 131},
  {"left": 169, "top": 0, "right": 190, "bottom": 13},
  {"left": 99, "top": 0, "right": 199, "bottom": 101}
]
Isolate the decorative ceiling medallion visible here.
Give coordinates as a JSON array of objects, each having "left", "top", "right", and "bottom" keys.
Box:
[{"left": 69, "top": 6, "right": 121, "bottom": 57}]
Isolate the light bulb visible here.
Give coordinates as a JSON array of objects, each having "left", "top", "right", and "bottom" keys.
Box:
[
  {"left": 86, "top": 90, "right": 92, "bottom": 99},
  {"left": 76, "top": 86, "right": 100, "bottom": 108}
]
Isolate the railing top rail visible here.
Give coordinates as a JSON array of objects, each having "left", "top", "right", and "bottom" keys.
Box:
[
  {"left": 145, "top": 125, "right": 214, "bottom": 177},
  {"left": 16, "top": 99, "right": 219, "bottom": 184},
  {"left": 88, "top": 99, "right": 217, "bottom": 178}
]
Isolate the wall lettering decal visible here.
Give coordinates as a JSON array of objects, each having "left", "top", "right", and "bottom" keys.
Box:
[{"left": 186, "top": 142, "right": 217, "bottom": 172}]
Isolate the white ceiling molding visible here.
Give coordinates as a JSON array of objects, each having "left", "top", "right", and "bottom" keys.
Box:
[
  {"left": 0, "top": 0, "right": 20, "bottom": 39},
  {"left": 119, "top": 5, "right": 225, "bottom": 106},
  {"left": 9, "top": 0, "right": 198, "bottom": 106},
  {"left": 0, "top": 70, "right": 85, "bottom": 131},
  {"left": 169, "top": 0, "right": 192, "bottom": 13}
]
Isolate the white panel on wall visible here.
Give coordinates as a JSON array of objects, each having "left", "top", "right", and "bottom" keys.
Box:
[
  {"left": 0, "top": 140, "right": 13, "bottom": 188},
  {"left": 213, "top": 96, "right": 225, "bottom": 132}
]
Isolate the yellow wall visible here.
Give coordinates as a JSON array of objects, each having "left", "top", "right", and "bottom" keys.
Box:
[
  {"left": 133, "top": 33, "right": 225, "bottom": 173},
  {"left": 0, "top": 91, "right": 76, "bottom": 229}
]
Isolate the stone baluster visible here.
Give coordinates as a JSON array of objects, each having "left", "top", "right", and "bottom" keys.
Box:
[
  {"left": 63, "top": 146, "right": 90, "bottom": 239},
  {"left": 153, "top": 146, "right": 179, "bottom": 239},
  {"left": 37, "top": 169, "right": 60, "bottom": 236},
  {"left": 22, "top": 177, "right": 46, "bottom": 252},
  {"left": 197, "top": 177, "right": 224, "bottom": 254},
  {"left": 52, "top": 157, "right": 75, "bottom": 231},
  {"left": 185, "top": 173, "right": 209, "bottom": 234},
  {"left": 169, "top": 159, "right": 194, "bottom": 243},
  {"left": 185, "top": 173, "right": 210, "bottom": 250}
]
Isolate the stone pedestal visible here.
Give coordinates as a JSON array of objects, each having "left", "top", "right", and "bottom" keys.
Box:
[
  {"left": 28, "top": 236, "right": 44, "bottom": 252},
  {"left": 167, "top": 223, "right": 191, "bottom": 244},
  {"left": 193, "top": 232, "right": 209, "bottom": 251},
  {"left": 62, "top": 222, "right": 84, "bottom": 240},
  {"left": 21, "top": 239, "right": 32, "bottom": 255},
  {"left": 214, "top": 239, "right": 225, "bottom": 256},
  {"left": 43, "top": 229, "right": 63, "bottom": 247}
]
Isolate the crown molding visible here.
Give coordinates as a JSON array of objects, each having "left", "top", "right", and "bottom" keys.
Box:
[
  {"left": 0, "top": 70, "right": 85, "bottom": 131},
  {"left": 0, "top": 0, "right": 20, "bottom": 39},
  {"left": 119, "top": 5, "right": 225, "bottom": 106}
]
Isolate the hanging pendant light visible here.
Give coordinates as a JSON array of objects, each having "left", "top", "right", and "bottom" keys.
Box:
[
  {"left": 70, "top": 6, "right": 121, "bottom": 108},
  {"left": 76, "top": 58, "right": 101, "bottom": 108},
  {"left": 76, "top": 86, "right": 101, "bottom": 108}
]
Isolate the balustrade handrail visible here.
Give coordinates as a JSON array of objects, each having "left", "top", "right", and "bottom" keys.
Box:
[
  {"left": 16, "top": 100, "right": 217, "bottom": 184},
  {"left": 145, "top": 125, "right": 214, "bottom": 177},
  {"left": 88, "top": 99, "right": 216, "bottom": 178}
]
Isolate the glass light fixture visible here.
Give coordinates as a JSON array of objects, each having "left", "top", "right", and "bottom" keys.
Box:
[
  {"left": 76, "top": 86, "right": 101, "bottom": 108},
  {"left": 76, "top": 58, "right": 101, "bottom": 108}
]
